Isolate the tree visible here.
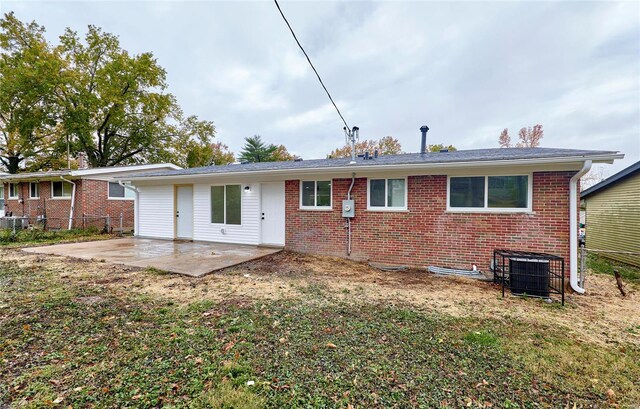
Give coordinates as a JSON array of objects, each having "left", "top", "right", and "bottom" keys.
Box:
[
  {"left": 0, "top": 12, "right": 67, "bottom": 173},
  {"left": 328, "top": 136, "right": 403, "bottom": 158},
  {"left": 427, "top": 144, "right": 457, "bottom": 152},
  {"left": 498, "top": 125, "right": 544, "bottom": 148},
  {"left": 271, "top": 144, "right": 297, "bottom": 162},
  {"left": 57, "top": 25, "right": 177, "bottom": 168},
  {"left": 238, "top": 135, "right": 289, "bottom": 163}
]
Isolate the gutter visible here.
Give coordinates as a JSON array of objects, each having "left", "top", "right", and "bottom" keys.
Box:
[
  {"left": 569, "top": 160, "right": 592, "bottom": 294},
  {"left": 123, "top": 153, "right": 624, "bottom": 182},
  {"left": 60, "top": 176, "right": 76, "bottom": 230},
  {"left": 119, "top": 181, "right": 139, "bottom": 235}
]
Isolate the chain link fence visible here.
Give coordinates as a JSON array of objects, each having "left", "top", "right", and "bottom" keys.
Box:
[{"left": 0, "top": 214, "right": 125, "bottom": 236}]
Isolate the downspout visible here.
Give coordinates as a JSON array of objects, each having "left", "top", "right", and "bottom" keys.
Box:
[
  {"left": 346, "top": 172, "right": 356, "bottom": 255},
  {"left": 569, "top": 160, "right": 592, "bottom": 294},
  {"left": 119, "top": 181, "right": 139, "bottom": 236},
  {"left": 60, "top": 176, "right": 76, "bottom": 230}
]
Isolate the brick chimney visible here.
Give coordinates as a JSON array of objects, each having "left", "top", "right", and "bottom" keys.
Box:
[{"left": 77, "top": 152, "right": 89, "bottom": 169}]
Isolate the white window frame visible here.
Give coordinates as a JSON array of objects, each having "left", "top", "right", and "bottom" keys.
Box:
[
  {"left": 29, "top": 182, "right": 39, "bottom": 199},
  {"left": 8, "top": 183, "right": 19, "bottom": 199},
  {"left": 367, "top": 177, "right": 408, "bottom": 211},
  {"left": 50, "top": 181, "right": 73, "bottom": 199},
  {"left": 108, "top": 181, "right": 135, "bottom": 200},
  {"left": 446, "top": 174, "right": 533, "bottom": 213},
  {"left": 299, "top": 180, "right": 333, "bottom": 210},
  {"left": 210, "top": 184, "right": 243, "bottom": 226}
]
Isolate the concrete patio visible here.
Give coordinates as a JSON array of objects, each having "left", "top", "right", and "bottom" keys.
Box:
[{"left": 22, "top": 238, "right": 282, "bottom": 277}]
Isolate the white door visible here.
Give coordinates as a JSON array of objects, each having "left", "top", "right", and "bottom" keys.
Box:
[
  {"left": 260, "top": 182, "right": 285, "bottom": 246},
  {"left": 175, "top": 185, "right": 193, "bottom": 239}
]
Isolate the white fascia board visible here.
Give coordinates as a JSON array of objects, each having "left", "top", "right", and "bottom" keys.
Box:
[
  {"left": 71, "top": 163, "right": 181, "bottom": 177},
  {"left": 124, "top": 153, "right": 624, "bottom": 183}
]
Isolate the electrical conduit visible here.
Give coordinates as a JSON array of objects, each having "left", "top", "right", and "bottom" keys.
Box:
[
  {"left": 346, "top": 173, "right": 355, "bottom": 255},
  {"left": 569, "top": 160, "right": 592, "bottom": 294}
]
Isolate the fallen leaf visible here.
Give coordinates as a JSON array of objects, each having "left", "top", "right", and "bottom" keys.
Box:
[
  {"left": 326, "top": 342, "right": 337, "bottom": 349},
  {"left": 53, "top": 396, "right": 64, "bottom": 404}
]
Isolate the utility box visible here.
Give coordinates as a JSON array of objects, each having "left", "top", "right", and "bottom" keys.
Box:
[{"left": 342, "top": 200, "right": 355, "bottom": 218}]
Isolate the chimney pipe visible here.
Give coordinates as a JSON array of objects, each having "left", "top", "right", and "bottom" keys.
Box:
[{"left": 420, "top": 125, "right": 429, "bottom": 154}]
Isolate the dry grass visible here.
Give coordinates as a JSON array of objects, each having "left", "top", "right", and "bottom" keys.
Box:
[{"left": 2, "top": 248, "right": 638, "bottom": 349}]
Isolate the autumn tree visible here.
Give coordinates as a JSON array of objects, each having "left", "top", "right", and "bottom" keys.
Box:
[
  {"left": 271, "top": 144, "right": 297, "bottom": 161},
  {"left": 498, "top": 125, "right": 544, "bottom": 148},
  {"left": 328, "top": 136, "right": 403, "bottom": 158},
  {"left": 0, "top": 12, "right": 67, "bottom": 173},
  {"left": 427, "top": 144, "right": 457, "bottom": 152}
]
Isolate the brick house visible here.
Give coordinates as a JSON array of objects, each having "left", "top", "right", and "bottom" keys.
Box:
[
  {"left": 0, "top": 164, "right": 179, "bottom": 231},
  {"left": 126, "top": 146, "right": 622, "bottom": 292}
]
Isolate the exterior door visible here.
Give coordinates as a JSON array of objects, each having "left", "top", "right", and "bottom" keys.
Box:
[
  {"left": 260, "top": 182, "right": 285, "bottom": 246},
  {"left": 175, "top": 185, "right": 193, "bottom": 239}
]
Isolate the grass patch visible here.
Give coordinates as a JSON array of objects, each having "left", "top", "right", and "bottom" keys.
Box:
[
  {"left": 0, "top": 227, "right": 113, "bottom": 247},
  {"left": 1, "top": 255, "right": 639, "bottom": 407},
  {"left": 588, "top": 253, "right": 640, "bottom": 284}
]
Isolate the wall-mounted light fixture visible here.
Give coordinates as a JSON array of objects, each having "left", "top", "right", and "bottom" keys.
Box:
[{"left": 244, "top": 185, "right": 251, "bottom": 192}]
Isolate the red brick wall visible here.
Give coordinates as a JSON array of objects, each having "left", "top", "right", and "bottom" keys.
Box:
[
  {"left": 285, "top": 172, "right": 576, "bottom": 270},
  {"left": 2, "top": 179, "right": 134, "bottom": 231}
]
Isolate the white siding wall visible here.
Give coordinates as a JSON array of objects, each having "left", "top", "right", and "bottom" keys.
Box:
[
  {"left": 193, "top": 182, "right": 261, "bottom": 245},
  {"left": 137, "top": 185, "right": 174, "bottom": 239}
]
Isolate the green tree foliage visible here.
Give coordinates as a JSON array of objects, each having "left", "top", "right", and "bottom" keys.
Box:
[
  {"left": 238, "top": 135, "right": 293, "bottom": 163},
  {"left": 427, "top": 144, "right": 457, "bottom": 152},
  {"left": 328, "top": 136, "right": 403, "bottom": 158},
  {"left": 0, "top": 13, "right": 217, "bottom": 172},
  {"left": 0, "top": 13, "right": 67, "bottom": 173}
]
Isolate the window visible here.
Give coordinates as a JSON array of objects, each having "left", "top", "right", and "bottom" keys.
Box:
[
  {"left": 51, "top": 181, "right": 73, "bottom": 198},
  {"left": 0, "top": 185, "right": 4, "bottom": 210},
  {"left": 211, "top": 185, "right": 241, "bottom": 225},
  {"left": 300, "top": 180, "right": 332, "bottom": 209},
  {"left": 29, "top": 182, "right": 39, "bottom": 199},
  {"left": 8, "top": 183, "right": 19, "bottom": 199},
  {"left": 108, "top": 182, "right": 135, "bottom": 199},
  {"left": 448, "top": 175, "right": 530, "bottom": 211},
  {"left": 368, "top": 178, "right": 407, "bottom": 210}
]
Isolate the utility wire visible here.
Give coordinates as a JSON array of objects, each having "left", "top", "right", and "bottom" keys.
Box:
[{"left": 273, "top": 0, "right": 350, "bottom": 131}]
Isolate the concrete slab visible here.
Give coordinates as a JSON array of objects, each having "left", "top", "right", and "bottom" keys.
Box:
[{"left": 23, "top": 238, "right": 281, "bottom": 277}]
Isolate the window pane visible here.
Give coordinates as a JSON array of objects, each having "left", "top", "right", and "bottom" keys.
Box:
[
  {"left": 109, "top": 182, "right": 125, "bottom": 198},
  {"left": 30, "top": 183, "right": 38, "bottom": 198},
  {"left": 225, "top": 185, "right": 242, "bottom": 225},
  {"left": 316, "top": 181, "right": 331, "bottom": 207},
  {"left": 387, "top": 179, "right": 405, "bottom": 207},
  {"left": 125, "top": 186, "right": 136, "bottom": 199},
  {"left": 62, "top": 182, "right": 73, "bottom": 196},
  {"left": 301, "top": 181, "right": 315, "bottom": 207},
  {"left": 450, "top": 177, "right": 485, "bottom": 207},
  {"left": 211, "top": 186, "right": 224, "bottom": 223},
  {"left": 52, "top": 182, "right": 62, "bottom": 197},
  {"left": 10, "top": 183, "right": 18, "bottom": 197},
  {"left": 370, "top": 179, "right": 385, "bottom": 207},
  {"left": 488, "top": 176, "right": 528, "bottom": 208}
]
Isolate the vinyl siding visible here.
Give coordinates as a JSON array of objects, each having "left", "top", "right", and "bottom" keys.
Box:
[
  {"left": 584, "top": 173, "right": 640, "bottom": 267},
  {"left": 192, "top": 182, "right": 261, "bottom": 245},
  {"left": 138, "top": 185, "right": 174, "bottom": 239}
]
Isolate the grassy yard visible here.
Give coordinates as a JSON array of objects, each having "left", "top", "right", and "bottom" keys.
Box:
[
  {"left": 0, "top": 228, "right": 115, "bottom": 248},
  {"left": 1, "top": 249, "right": 639, "bottom": 408}
]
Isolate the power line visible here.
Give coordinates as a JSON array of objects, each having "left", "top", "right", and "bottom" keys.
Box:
[{"left": 273, "top": 0, "right": 350, "bottom": 131}]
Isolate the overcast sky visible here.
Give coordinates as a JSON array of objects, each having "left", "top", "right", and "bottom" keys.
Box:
[{"left": 3, "top": 0, "right": 639, "bottom": 174}]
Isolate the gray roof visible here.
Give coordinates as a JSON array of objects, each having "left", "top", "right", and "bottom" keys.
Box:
[
  {"left": 129, "top": 147, "right": 620, "bottom": 179},
  {"left": 581, "top": 160, "right": 640, "bottom": 199}
]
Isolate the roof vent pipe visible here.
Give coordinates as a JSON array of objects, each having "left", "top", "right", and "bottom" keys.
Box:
[{"left": 420, "top": 125, "right": 429, "bottom": 154}]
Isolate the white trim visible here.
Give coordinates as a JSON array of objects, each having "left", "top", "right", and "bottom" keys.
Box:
[
  {"left": 123, "top": 153, "right": 624, "bottom": 182},
  {"left": 8, "top": 182, "right": 19, "bottom": 199},
  {"left": 446, "top": 173, "right": 533, "bottom": 213},
  {"left": 210, "top": 184, "right": 243, "bottom": 226},
  {"left": 50, "top": 180, "right": 73, "bottom": 199},
  {"left": 299, "top": 180, "right": 333, "bottom": 210},
  {"left": 71, "top": 163, "right": 181, "bottom": 177},
  {"left": 367, "top": 177, "right": 408, "bottom": 211},
  {"left": 29, "top": 182, "right": 39, "bottom": 199}
]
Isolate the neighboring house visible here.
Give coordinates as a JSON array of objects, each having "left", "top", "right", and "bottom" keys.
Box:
[
  {"left": 0, "top": 163, "right": 180, "bottom": 231},
  {"left": 125, "top": 145, "right": 622, "bottom": 291},
  {"left": 581, "top": 161, "right": 640, "bottom": 267}
]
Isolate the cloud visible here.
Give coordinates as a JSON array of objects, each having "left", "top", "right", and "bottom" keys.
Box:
[{"left": 3, "top": 0, "right": 639, "bottom": 172}]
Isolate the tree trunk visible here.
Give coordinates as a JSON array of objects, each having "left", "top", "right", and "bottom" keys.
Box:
[{"left": 6, "top": 155, "right": 22, "bottom": 174}]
